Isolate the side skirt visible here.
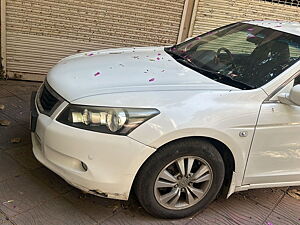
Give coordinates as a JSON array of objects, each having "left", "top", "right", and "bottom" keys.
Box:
[{"left": 229, "top": 180, "right": 300, "bottom": 198}]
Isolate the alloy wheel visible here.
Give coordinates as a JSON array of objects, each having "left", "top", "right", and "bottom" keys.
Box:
[{"left": 154, "top": 156, "right": 213, "bottom": 210}]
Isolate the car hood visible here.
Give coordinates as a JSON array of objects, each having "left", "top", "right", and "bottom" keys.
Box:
[{"left": 47, "top": 46, "right": 237, "bottom": 101}]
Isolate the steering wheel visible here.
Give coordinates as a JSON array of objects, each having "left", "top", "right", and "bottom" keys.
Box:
[{"left": 215, "top": 47, "right": 236, "bottom": 70}]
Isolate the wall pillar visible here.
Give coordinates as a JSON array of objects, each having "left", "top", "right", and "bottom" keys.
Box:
[{"left": 1, "top": 0, "right": 7, "bottom": 78}]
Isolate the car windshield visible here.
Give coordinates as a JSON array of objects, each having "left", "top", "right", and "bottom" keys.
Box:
[{"left": 165, "top": 22, "right": 300, "bottom": 89}]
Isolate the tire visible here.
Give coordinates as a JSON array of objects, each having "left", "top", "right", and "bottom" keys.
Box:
[{"left": 134, "top": 138, "right": 225, "bottom": 219}]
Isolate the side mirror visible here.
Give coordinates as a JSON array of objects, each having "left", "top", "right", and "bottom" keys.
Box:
[{"left": 278, "top": 85, "right": 300, "bottom": 106}]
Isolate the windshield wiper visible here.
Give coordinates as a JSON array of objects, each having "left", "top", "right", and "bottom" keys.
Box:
[
  {"left": 190, "top": 66, "right": 255, "bottom": 90},
  {"left": 195, "top": 67, "right": 255, "bottom": 90},
  {"left": 165, "top": 47, "right": 255, "bottom": 90}
]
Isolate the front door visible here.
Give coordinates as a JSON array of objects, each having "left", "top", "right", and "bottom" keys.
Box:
[{"left": 243, "top": 82, "right": 300, "bottom": 185}]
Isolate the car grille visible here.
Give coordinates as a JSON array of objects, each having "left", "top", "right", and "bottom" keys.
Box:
[
  {"left": 40, "top": 85, "right": 59, "bottom": 111},
  {"left": 37, "top": 82, "right": 63, "bottom": 116}
]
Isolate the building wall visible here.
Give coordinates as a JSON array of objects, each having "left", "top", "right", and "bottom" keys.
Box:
[
  {"left": 3, "top": 0, "right": 186, "bottom": 81},
  {"left": 190, "top": 0, "right": 300, "bottom": 36},
  {"left": 0, "top": 0, "right": 5, "bottom": 78}
]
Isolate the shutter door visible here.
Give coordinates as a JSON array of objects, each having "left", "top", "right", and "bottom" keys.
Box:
[
  {"left": 6, "top": 0, "right": 185, "bottom": 81},
  {"left": 191, "top": 0, "right": 300, "bottom": 36}
]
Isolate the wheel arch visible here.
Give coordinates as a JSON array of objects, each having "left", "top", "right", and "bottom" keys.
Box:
[{"left": 132, "top": 136, "right": 235, "bottom": 197}]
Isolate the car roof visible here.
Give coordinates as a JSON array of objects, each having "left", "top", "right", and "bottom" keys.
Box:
[{"left": 244, "top": 20, "right": 300, "bottom": 36}]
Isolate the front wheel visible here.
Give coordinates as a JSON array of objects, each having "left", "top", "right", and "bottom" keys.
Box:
[{"left": 135, "top": 139, "right": 225, "bottom": 219}]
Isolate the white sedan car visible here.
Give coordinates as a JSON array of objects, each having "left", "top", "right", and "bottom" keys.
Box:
[{"left": 31, "top": 20, "right": 300, "bottom": 218}]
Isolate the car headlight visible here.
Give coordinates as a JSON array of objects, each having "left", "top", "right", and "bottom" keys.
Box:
[{"left": 56, "top": 105, "right": 160, "bottom": 135}]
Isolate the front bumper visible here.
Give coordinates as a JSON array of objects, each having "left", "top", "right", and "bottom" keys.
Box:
[{"left": 31, "top": 100, "right": 156, "bottom": 200}]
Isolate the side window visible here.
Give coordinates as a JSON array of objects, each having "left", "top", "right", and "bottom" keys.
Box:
[
  {"left": 290, "top": 46, "right": 300, "bottom": 86},
  {"left": 294, "top": 75, "right": 300, "bottom": 86},
  {"left": 289, "top": 45, "right": 300, "bottom": 58}
]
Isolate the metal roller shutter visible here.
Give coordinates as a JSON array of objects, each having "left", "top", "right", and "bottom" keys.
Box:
[
  {"left": 5, "top": 0, "right": 185, "bottom": 81},
  {"left": 190, "top": 0, "right": 300, "bottom": 36}
]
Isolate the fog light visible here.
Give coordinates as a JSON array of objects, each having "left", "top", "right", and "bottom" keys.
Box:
[{"left": 81, "top": 162, "right": 88, "bottom": 171}]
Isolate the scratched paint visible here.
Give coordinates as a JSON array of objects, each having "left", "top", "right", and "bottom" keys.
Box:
[{"left": 109, "top": 52, "right": 123, "bottom": 55}]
